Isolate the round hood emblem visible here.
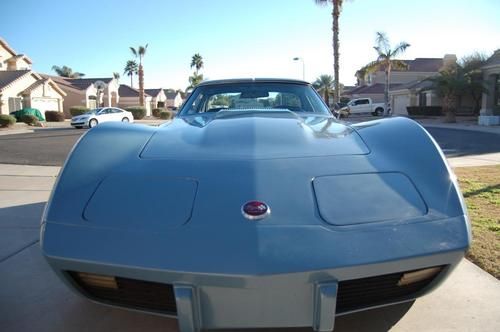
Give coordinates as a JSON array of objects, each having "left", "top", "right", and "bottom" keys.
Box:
[{"left": 242, "top": 201, "right": 271, "bottom": 220}]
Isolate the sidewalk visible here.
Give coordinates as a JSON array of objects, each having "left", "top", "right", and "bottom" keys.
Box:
[{"left": 0, "top": 163, "right": 499, "bottom": 332}]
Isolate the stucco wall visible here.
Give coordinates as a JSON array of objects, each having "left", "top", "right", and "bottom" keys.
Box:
[
  {"left": 0, "top": 72, "right": 38, "bottom": 115},
  {"left": 119, "top": 96, "right": 152, "bottom": 115},
  {"left": 0, "top": 47, "right": 14, "bottom": 71}
]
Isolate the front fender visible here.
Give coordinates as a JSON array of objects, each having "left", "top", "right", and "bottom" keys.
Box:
[{"left": 43, "top": 123, "right": 157, "bottom": 225}]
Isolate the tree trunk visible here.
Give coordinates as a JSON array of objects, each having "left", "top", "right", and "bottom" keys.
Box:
[
  {"left": 324, "top": 90, "right": 329, "bottom": 107},
  {"left": 332, "top": 2, "right": 340, "bottom": 103},
  {"left": 443, "top": 94, "right": 456, "bottom": 123},
  {"left": 138, "top": 64, "right": 144, "bottom": 106},
  {"left": 130, "top": 75, "right": 133, "bottom": 89},
  {"left": 384, "top": 66, "right": 391, "bottom": 117}
]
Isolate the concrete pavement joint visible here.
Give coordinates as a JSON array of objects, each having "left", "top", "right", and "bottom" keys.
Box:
[{"left": 0, "top": 239, "right": 39, "bottom": 263}]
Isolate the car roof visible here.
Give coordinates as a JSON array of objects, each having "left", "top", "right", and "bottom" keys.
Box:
[{"left": 197, "top": 78, "right": 310, "bottom": 87}]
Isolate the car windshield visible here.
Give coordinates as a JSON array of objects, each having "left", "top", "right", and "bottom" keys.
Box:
[{"left": 179, "top": 82, "right": 331, "bottom": 116}]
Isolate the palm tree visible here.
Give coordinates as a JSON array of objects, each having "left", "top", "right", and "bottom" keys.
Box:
[
  {"left": 427, "top": 65, "right": 468, "bottom": 123},
  {"left": 190, "top": 53, "right": 204, "bottom": 75},
  {"left": 130, "top": 44, "right": 148, "bottom": 106},
  {"left": 51, "top": 65, "right": 85, "bottom": 78},
  {"left": 363, "top": 32, "right": 410, "bottom": 116},
  {"left": 314, "top": 0, "right": 347, "bottom": 103},
  {"left": 313, "top": 74, "right": 335, "bottom": 106},
  {"left": 460, "top": 53, "right": 488, "bottom": 114},
  {"left": 123, "top": 60, "right": 138, "bottom": 88},
  {"left": 186, "top": 72, "right": 204, "bottom": 92}
]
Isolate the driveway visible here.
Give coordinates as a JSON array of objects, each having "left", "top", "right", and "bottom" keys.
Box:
[{"left": 0, "top": 165, "right": 499, "bottom": 332}]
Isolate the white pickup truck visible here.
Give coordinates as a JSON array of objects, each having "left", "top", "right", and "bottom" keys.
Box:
[{"left": 341, "top": 98, "right": 386, "bottom": 116}]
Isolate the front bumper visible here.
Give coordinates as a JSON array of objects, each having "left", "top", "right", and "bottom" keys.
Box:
[
  {"left": 41, "top": 215, "right": 468, "bottom": 331},
  {"left": 71, "top": 120, "right": 89, "bottom": 127}
]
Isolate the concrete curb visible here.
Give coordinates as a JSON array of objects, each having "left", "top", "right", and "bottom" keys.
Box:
[
  {"left": 421, "top": 123, "right": 500, "bottom": 135},
  {"left": 0, "top": 129, "right": 34, "bottom": 136}
]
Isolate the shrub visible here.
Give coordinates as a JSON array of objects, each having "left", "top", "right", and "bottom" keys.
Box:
[
  {"left": 406, "top": 106, "right": 443, "bottom": 116},
  {"left": 69, "top": 105, "right": 90, "bottom": 116},
  {"left": 20, "top": 114, "right": 40, "bottom": 126},
  {"left": 45, "top": 111, "right": 65, "bottom": 122},
  {"left": 126, "top": 106, "right": 147, "bottom": 120},
  {"left": 152, "top": 108, "right": 163, "bottom": 118},
  {"left": 0, "top": 114, "right": 16, "bottom": 128},
  {"left": 159, "top": 110, "right": 174, "bottom": 120}
]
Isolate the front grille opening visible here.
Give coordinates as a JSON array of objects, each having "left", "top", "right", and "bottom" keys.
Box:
[
  {"left": 68, "top": 271, "right": 177, "bottom": 314},
  {"left": 337, "top": 265, "right": 445, "bottom": 313}
]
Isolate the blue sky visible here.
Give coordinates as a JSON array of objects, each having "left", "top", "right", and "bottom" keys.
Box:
[{"left": 1, "top": 0, "right": 499, "bottom": 89}]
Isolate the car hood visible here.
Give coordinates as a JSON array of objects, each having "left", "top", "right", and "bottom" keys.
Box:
[{"left": 141, "top": 110, "right": 369, "bottom": 160}]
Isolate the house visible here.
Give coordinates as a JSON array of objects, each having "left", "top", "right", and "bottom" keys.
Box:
[
  {"left": 145, "top": 88, "right": 166, "bottom": 109},
  {"left": 0, "top": 38, "right": 66, "bottom": 116},
  {"left": 346, "top": 55, "right": 457, "bottom": 108},
  {"left": 164, "top": 89, "right": 183, "bottom": 108},
  {"left": 479, "top": 49, "right": 500, "bottom": 126},
  {"left": 46, "top": 76, "right": 120, "bottom": 115},
  {"left": 118, "top": 84, "right": 152, "bottom": 115}
]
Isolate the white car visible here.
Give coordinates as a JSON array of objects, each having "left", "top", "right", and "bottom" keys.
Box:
[{"left": 71, "top": 107, "right": 134, "bottom": 128}]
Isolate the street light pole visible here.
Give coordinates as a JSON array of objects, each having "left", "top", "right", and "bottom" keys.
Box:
[{"left": 293, "top": 57, "right": 305, "bottom": 81}]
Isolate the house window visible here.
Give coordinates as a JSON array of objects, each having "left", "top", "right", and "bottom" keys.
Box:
[
  {"left": 495, "top": 75, "right": 500, "bottom": 107},
  {"left": 419, "top": 92, "right": 427, "bottom": 106}
]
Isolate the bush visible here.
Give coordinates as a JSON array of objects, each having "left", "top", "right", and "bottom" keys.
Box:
[
  {"left": 159, "top": 110, "right": 174, "bottom": 120},
  {"left": 0, "top": 114, "right": 16, "bottom": 128},
  {"left": 152, "top": 108, "right": 163, "bottom": 118},
  {"left": 126, "top": 106, "right": 147, "bottom": 120},
  {"left": 20, "top": 114, "right": 40, "bottom": 126},
  {"left": 45, "top": 111, "right": 65, "bottom": 122},
  {"left": 69, "top": 105, "right": 90, "bottom": 116},
  {"left": 406, "top": 106, "right": 443, "bottom": 116}
]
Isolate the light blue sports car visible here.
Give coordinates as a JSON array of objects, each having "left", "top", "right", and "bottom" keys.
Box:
[{"left": 41, "top": 79, "right": 470, "bottom": 332}]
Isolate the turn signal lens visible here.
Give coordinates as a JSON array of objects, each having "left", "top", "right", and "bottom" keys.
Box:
[
  {"left": 77, "top": 272, "right": 118, "bottom": 289},
  {"left": 398, "top": 267, "right": 442, "bottom": 286}
]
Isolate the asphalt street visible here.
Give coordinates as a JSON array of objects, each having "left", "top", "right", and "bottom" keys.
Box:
[{"left": 0, "top": 126, "right": 499, "bottom": 166}]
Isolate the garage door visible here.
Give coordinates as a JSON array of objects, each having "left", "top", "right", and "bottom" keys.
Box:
[
  {"left": 31, "top": 98, "right": 59, "bottom": 117},
  {"left": 392, "top": 95, "right": 409, "bottom": 115}
]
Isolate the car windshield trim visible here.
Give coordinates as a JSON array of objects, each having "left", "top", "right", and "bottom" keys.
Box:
[{"left": 179, "top": 82, "right": 333, "bottom": 116}]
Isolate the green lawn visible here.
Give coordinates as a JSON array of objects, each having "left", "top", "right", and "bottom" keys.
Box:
[{"left": 454, "top": 165, "right": 500, "bottom": 278}]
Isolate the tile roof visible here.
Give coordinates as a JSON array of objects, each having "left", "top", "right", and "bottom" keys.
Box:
[
  {"left": 346, "top": 83, "right": 402, "bottom": 95},
  {"left": 19, "top": 79, "right": 45, "bottom": 94},
  {"left": 19, "top": 78, "right": 67, "bottom": 96},
  {"left": 483, "top": 49, "right": 500, "bottom": 68},
  {"left": 43, "top": 75, "right": 113, "bottom": 90},
  {"left": 0, "top": 70, "right": 31, "bottom": 91},
  {"left": 144, "top": 88, "right": 162, "bottom": 97},
  {"left": 390, "top": 79, "right": 434, "bottom": 92},
  {"left": 363, "top": 58, "right": 444, "bottom": 73},
  {"left": 119, "top": 84, "right": 151, "bottom": 97},
  {"left": 165, "top": 91, "right": 179, "bottom": 99},
  {"left": 0, "top": 38, "right": 18, "bottom": 57},
  {"left": 400, "top": 58, "right": 444, "bottom": 72}
]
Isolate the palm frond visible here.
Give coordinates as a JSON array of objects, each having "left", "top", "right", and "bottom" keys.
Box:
[
  {"left": 363, "top": 60, "right": 383, "bottom": 74},
  {"left": 375, "top": 31, "right": 389, "bottom": 53},
  {"left": 392, "top": 42, "right": 411, "bottom": 57},
  {"left": 130, "top": 47, "right": 137, "bottom": 57},
  {"left": 390, "top": 59, "right": 409, "bottom": 71}
]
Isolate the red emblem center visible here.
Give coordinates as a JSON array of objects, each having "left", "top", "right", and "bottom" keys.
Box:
[{"left": 242, "top": 201, "right": 270, "bottom": 220}]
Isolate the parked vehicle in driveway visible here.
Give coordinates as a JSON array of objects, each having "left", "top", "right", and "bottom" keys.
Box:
[
  {"left": 341, "top": 98, "right": 386, "bottom": 116},
  {"left": 43, "top": 79, "right": 470, "bottom": 332},
  {"left": 71, "top": 107, "right": 134, "bottom": 128}
]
